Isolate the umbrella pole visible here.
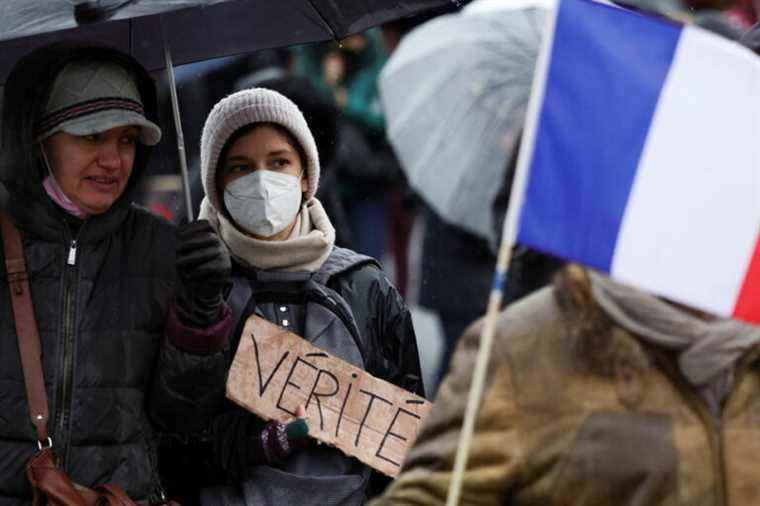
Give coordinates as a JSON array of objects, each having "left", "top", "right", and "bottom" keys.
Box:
[
  {"left": 161, "top": 21, "right": 194, "bottom": 222},
  {"left": 444, "top": 222, "right": 514, "bottom": 506}
]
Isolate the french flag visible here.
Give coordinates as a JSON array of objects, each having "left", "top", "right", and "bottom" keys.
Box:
[{"left": 511, "top": 0, "right": 760, "bottom": 323}]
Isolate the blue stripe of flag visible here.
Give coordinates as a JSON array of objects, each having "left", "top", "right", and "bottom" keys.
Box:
[{"left": 517, "top": 0, "right": 682, "bottom": 272}]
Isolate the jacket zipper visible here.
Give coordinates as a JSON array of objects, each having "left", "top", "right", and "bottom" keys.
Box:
[
  {"left": 53, "top": 238, "right": 79, "bottom": 468},
  {"left": 683, "top": 365, "right": 756, "bottom": 506},
  {"left": 648, "top": 348, "right": 738, "bottom": 506},
  {"left": 672, "top": 380, "right": 725, "bottom": 505},
  {"left": 716, "top": 419, "right": 727, "bottom": 506},
  {"left": 711, "top": 357, "right": 757, "bottom": 506}
]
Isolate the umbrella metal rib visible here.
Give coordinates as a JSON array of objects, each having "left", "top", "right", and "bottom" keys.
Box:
[
  {"left": 161, "top": 16, "right": 194, "bottom": 221},
  {"left": 305, "top": 0, "right": 338, "bottom": 40}
]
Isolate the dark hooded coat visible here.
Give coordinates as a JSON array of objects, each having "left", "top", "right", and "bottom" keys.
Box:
[{"left": 0, "top": 43, "right": 227, "bottom": 504}]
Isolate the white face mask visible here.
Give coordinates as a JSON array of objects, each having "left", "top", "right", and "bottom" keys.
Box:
[{"left": 223, "top": 170, "right": 303, "bottom": 238}]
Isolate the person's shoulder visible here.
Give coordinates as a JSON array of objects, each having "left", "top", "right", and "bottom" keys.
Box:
[
  {"left": 500, "top": 286, "right": 565, "bottom": 338},
  {"left": 324, "top": 246, "right": 383, "bottom": 283},
  {"left": 123, "top": 204, "right": 177, "bottom": 249},
  {"left": 324, "top": 248, "right": 405, "bottom": 313},
  {"left": 463, "top": 286, "right": 567, "bottom": 365},
  {"left": 128, "top": 203, "right": 174, "bottom": 224},
  {"left": 451, "top": 287, "right": 589, "bottom": 411},
  {"left": 126, "top": 203, "right": 176, "bottom": 231}
]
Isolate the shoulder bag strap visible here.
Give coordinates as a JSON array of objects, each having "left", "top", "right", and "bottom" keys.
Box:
[{"left": 0, "top": 211, "right": 50, "bottom": 446}]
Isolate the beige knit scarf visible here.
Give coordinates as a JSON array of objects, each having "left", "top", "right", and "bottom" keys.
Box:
[
  {"left": 199, "top": 196, "right": 335, "bottom": 272},
  {"left": 589, "top": 271, "right": 760, "bottom": 416}
]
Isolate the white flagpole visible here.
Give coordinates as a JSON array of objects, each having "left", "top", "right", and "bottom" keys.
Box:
[
  {"left": 444, "top": 3, "right": 559, "bottom": 503},
  {"left": 443, "top": 224, "right": 513, "bottom": 506}
]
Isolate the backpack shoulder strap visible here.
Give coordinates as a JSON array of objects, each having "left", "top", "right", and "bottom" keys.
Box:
[
  {"left": 312, "top": 246, "right": 379, "bottom": 286},
  {"left": 0, "top": 211, "right": 50, "bottom": 445}
]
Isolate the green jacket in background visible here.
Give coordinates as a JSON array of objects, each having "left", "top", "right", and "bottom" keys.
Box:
[{"left": 291, "top": 29, "right": 387, "bottom": 135}]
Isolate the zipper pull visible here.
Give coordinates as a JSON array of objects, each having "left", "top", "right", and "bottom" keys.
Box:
[{"left": 67, "top": 240, "right": 77, "bottom": 266}]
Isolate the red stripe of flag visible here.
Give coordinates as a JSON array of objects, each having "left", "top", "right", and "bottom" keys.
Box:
[{"left": 733, "top": 232, "right": 760, "bottom": 325}]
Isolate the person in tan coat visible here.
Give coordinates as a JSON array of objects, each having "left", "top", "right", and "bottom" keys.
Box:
[{"left": 371, "top": 264, "right": 760, "bottom": 505}]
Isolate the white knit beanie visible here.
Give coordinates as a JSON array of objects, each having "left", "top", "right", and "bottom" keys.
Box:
[{"left": 200, "top": 88, "right": 320, "bottom": 212}]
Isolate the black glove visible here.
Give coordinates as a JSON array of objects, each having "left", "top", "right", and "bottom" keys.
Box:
[{"left": 175, "top": 220, "right": 231, "bottom": 328}]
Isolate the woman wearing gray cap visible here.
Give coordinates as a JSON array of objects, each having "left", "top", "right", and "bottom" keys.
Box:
[{"left": 0, "top": 42, "right": 232, "bottom": 504}]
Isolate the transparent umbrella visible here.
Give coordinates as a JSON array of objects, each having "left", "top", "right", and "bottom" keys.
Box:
[{"left": 379, "top": 0, "right": 548, "bottom": 241}]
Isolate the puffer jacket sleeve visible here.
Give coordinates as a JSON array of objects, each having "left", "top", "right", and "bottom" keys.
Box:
[
  {"left": 148, "top": 298, "right": 233, "bottom": 434},
  {"left": 369, "top": 315, "right": 522, "bottom": 506},
  {"left": 335, "top": 264, "right": 427, "bottom": 497},
  {"left": 350, "top": 265, "right": 426, "bottom": 398}
]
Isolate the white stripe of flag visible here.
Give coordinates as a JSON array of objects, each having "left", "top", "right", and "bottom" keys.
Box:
[{"left": 509, "top": 0, "right": 760, "bottom": 323}]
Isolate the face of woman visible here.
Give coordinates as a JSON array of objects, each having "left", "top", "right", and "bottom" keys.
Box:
[
  {"left": 43, "top": 126, "right": 139, "bottom": 215},
  {"left": 217, "top": 124, "right": 308, "bottom": 241},
  {"left": 218, "top": 125, "right": 307, "bottom": 191}
]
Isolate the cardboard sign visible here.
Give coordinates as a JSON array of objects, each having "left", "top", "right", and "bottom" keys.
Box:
[{"left": 226, "top": 315, "right": 432, "bottom": 477}]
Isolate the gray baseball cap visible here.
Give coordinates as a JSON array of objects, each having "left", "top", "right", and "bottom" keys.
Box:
[{"left": 36, "top": 60, "right": 162, "bottom": 145}]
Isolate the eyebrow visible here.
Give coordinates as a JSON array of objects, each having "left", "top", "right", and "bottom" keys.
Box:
[
  {"left": 225, "top": 155, "right": 250, "bottom": 164},
  {"left": 225, "top": 149, "right": 296, "bottom": 163},
  {"left": 268, "top": 149, "right": 295, "bottom": 157}
]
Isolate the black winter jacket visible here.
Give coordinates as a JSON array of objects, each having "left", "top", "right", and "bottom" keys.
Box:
[
  {"left": 0, "top": 43, "right": 229, "bottom": 505},
  {"left": 0, "top": 192, "right": 228, "bottom": 504},
  {"left": 160, "top": 251, "right": 424, "bottom": 502}
]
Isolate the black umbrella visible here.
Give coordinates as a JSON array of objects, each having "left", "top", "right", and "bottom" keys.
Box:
[
  {"left": 1, "top": 0, "right": 458, "bottom": 80},
  {"left": 0, "top": 0, "right": 457, "bottom": 219}
]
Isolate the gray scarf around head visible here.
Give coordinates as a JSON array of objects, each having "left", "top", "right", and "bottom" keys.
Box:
[{"left": 589, "top": 272, "right": 760, "bottom": 415}]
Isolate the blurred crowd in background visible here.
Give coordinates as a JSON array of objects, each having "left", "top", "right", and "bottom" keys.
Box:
[{"left": 76, "top": 0, "right": 760, "bottom": 393}]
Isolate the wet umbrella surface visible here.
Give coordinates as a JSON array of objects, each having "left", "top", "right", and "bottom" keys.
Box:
[
  {"left": 0, "top": 0, "right": 456, "bottom": 81},
  {"left": 379, "top": 0, "right": 548, "bottom": 241}
]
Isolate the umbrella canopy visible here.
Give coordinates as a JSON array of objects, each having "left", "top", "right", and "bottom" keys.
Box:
[
  {"left": 0, "top": 0, "right": 456, "bottom": 221},
  {"left": 0, "top": 0, "right": 453, "bottom": 83},
  {"left": 379, "top": 0, "right": 548, "bottom": 241}
]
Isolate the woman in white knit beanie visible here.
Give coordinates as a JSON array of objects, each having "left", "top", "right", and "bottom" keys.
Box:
[
  {"left": 198, "top": 87, "right": 330, "bottom": 270},
  {"left": 171, "top": 87, "right": 425, "bottom": 505}
]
